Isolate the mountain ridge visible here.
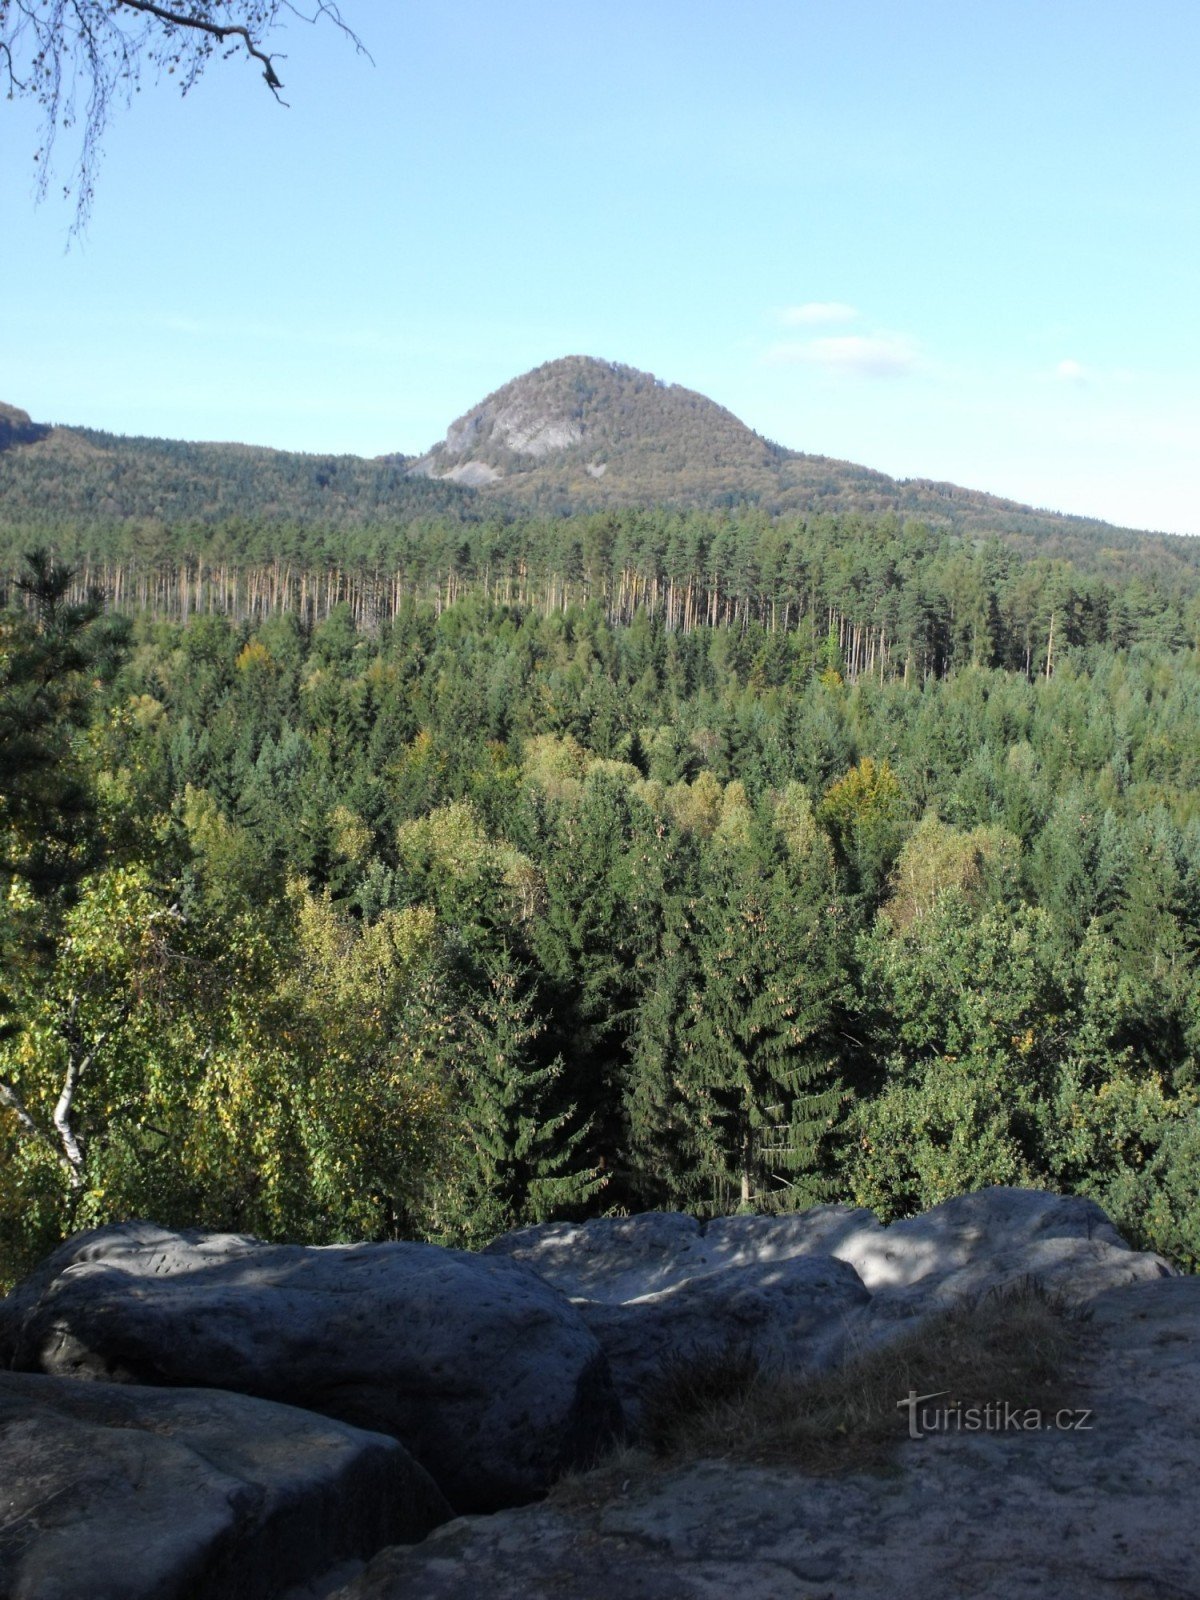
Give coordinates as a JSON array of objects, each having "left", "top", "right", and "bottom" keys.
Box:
[
  {"left": 0, "top": 357, "right": 1187, "bottom": 561},
  {"left": 405, "top": 355, "right": 1140, "bottom": 538}
]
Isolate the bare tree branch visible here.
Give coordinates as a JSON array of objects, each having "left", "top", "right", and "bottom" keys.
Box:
[
  {"left": 0, "top": 36, "right": 24, "bottom": 90},
  {"left": 0, "top": 1, "right": 367, "bottom": 228},
  {"left": 115, "top": 0, "right": 291, "bottom": 99}
]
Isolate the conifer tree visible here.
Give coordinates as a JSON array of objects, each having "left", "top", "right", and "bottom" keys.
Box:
[
  {"left": 684, "top": 809, "right": 848, "bottom": 1211},
  {"left": 441, "top": 950, "right": 603, "bottom": 1244},
  {"left": 621, "top": 815, "right": 715, "bottom": 1209},
  {"left": 0, "top": 551, "right": 109, "bottom": 893}
]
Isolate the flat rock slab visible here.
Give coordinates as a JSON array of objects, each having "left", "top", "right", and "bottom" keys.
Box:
[
  {"left": 489, "top": 1188, "right": 1170, "bottom": 1302},
  {"left": 329, "top": 1276, "right": 1200, "bottom": 1600},
  {"left": 0, "top": 1372, "right": 447, "bottom": 1600},
  {"left": 842, "top": 1186, "right": 1167, "bottom": 1292},
  {"left": 0, "top": 1223, "right": 621, "bottom": 1513},
  {"left": 487, "top": 1207, "right": 885, "bottom": 1303}
]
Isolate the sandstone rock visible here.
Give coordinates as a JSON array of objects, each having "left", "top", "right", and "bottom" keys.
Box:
[
  {"left": 488, "top": 1212, "right": 870, "bottom": 1421},
  {"left": 840, "top": 1186, "right": 1162, "bottom": 1291},
  {"left": 847, "top": 1190, "right": 1174, "bottom": 1348},
  {"left": 491, "top": 1188, "right": 1170, "bottom": 1304},
  {"left": 487, "top": 1191, "right": 1174, "bottom": 1423},
  {"left": 327, "top": 1275, "right": 1200, "bottom": 1600},
  {"left": 487, "top": 1211, "right": 713, "bottom": 1303},
  {"left": 0, "top": 1370, "right": 447, "bottom": 1600},
  {"left": 578, "top": 1255, "right": 868, "bottom": 1420},
  {"left": 0, "top": 1223, "right": 620, "bottom": 1513},
  {"left": 486, "top": 1206, "right": 882, "bottom": 1303}
]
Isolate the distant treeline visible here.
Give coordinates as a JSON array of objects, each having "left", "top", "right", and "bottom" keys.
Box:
[{"left": 1, "top": 509, "right": 1197, "bottom": 684}]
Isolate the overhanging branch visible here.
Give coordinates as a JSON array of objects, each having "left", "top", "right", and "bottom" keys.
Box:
[{"left": 114, "top": 0, "right": 289, "bottom": 96}]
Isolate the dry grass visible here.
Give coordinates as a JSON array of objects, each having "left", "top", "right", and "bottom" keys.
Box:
[
  {"left": 547, "top": 1442, "right": 663, "bottom": 1513},
  {"left": 635, "top": 1278, "right": 1091, "bottom": 1475}
]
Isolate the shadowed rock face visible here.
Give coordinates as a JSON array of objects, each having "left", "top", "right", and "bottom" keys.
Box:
[
  {"left": 0, "top": 1224, "right": 622, "bottom": 1514},
  {"left": 0, "top": 1190, "right": 1185, "bottom": 1598},
  {"left": 0, "top": 1372, "right": 448, "bottom": 1600},
  {"left": 575, "top": 1255, "right": 868, "bottom": 1421}
]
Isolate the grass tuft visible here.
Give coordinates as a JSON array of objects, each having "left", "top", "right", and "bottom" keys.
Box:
[{"left": 637, "top": 1277, "right": 1090, "bottom": 1474}]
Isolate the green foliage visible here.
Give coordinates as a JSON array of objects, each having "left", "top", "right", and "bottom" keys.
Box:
[
  {"left": 679, "top": 810, "right": 850, "bottom": 1211},
  {"left": 3, "top": 531, "right": 1200, "bottom": 1277},
  {"left": 819, "top": 756, "right": 909, "bottom": 902},
  {"left": 847, "top": 901, "right": 1071, "bottom": 1216},
  {"left": 0, "top": 551, "right": 113, "bottom": 894},
  {"left": 436, "top": 951, "right": 603, "bottom": 1245}
]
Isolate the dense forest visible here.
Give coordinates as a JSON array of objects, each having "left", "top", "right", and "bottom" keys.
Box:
[
  {"left": 2, "top": 505, "right": 1199, "bottom": 679},
  {"left": 1, "top": 507, "right": 1198, "bottom": 1290}
]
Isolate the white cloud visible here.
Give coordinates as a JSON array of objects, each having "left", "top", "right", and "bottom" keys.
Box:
[
  {"left": 780, "top": 301, "right": 858, "bottom": 327},
  {"left": 765, "top": 334, "right": 918, "bottom": 378},
  {"left": 1053, "top": 358, "right": 1089, "bottom": 383}
]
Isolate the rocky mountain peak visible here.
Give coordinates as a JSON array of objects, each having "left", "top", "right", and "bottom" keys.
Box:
[{"left": 408, "top": 355, "right": 778, "bottom": 502}]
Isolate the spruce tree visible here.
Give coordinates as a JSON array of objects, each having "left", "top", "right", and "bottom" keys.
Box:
[
  {"left": 684, "top": 809, "right": 848, "bottom": 1212},
  {"left": 621, "top": 817, "right": 717, "bottom": 1210},
  {"left": 442, "top": 950, "right": 603, "bottom": 1244}
]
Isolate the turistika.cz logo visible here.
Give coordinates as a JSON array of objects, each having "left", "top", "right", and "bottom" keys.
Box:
[{"left": 897, "top": 1390, "right": 1093, "bottom": 1441}]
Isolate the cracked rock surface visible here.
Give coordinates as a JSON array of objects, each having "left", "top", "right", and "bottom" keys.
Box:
[{"left": 0, "top": 1223, "right": 621, "bottom": 1513}]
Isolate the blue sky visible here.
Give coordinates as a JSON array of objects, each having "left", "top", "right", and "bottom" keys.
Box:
[{"left": 3, "top": 0, "right": 1198, "bottom": 534}]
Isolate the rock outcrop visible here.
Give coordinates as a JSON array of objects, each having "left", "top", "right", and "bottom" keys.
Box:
[
  {"left": 486, "top": 1187, "right": 1173, "bottom": 1420},
  {"left": 0, "top": 1188, "right": 1184, "bottom": 1598},
  {"left": 0, "top": 1371, "right": 447, "bottom": 1600},
  {"left": 542, "top": 1251, "right": 867, "bottom": 1424},
  {"left": 327, "top": 1275, "right": 1200, "bottom": 1600},
  {"left": 0, "top": 1223, "right": 621, "bottom": 1513}
]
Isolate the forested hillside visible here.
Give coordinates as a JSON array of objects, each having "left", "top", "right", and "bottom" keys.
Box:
[
  {"left": 3, "top": 502, "right": 1200, "bottom": 693},
  {"left": 7, "top": 359, "right": 1200, "bottom": 581},
  {"left": 408, "top": 356, "right": 1193, "bottom": 550},
  {"left": 0, "top": 409, "right": 476, "bottom": 530},
  {"left": 2, "top": 548, "right": 1198, "bottom": 1289}
]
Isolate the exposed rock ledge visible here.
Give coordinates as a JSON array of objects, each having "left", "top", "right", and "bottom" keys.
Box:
[
  {"left": 484, "top": 1187, "right": 1171, "bottom": 1423},
  {"left": 0, "top": 1187, "right": 1185, "bottom": 1599},
  {"left": 333, "top": 1277, "right": 1200, "bottom": 1600},
  {"left": 0, "top": 1373, "right": 447, "bottom": 1600}
]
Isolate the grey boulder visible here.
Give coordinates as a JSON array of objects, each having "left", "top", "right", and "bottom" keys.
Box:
[
  {"left": 837, "top": 1186, "right": 1171, "bottom": 1293},
  {"left": 0, "top": 1371, "right": 447, "bottom": 1600},
  {"left": 493, "top": 1188, "right": 1171, "bottom": 1303},
  {"left": 327, "top": 1274, "right": 1200, "bottom": 1600},
  {"left": 0, "top": 1222, "right": 621, "bottom": 1513},
  {"left": 486, "top": 1189, "right": 1175, "bottom": 1420},
  {"left": 488, "top": 1212, "right": 871, "bottom": 1422},
  {"left": 845, "top": 1188, "right": 1175, "bottom": 1345},
  {"left": 578, "top": 1254, "right": 869, "bottom": 1420}
]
